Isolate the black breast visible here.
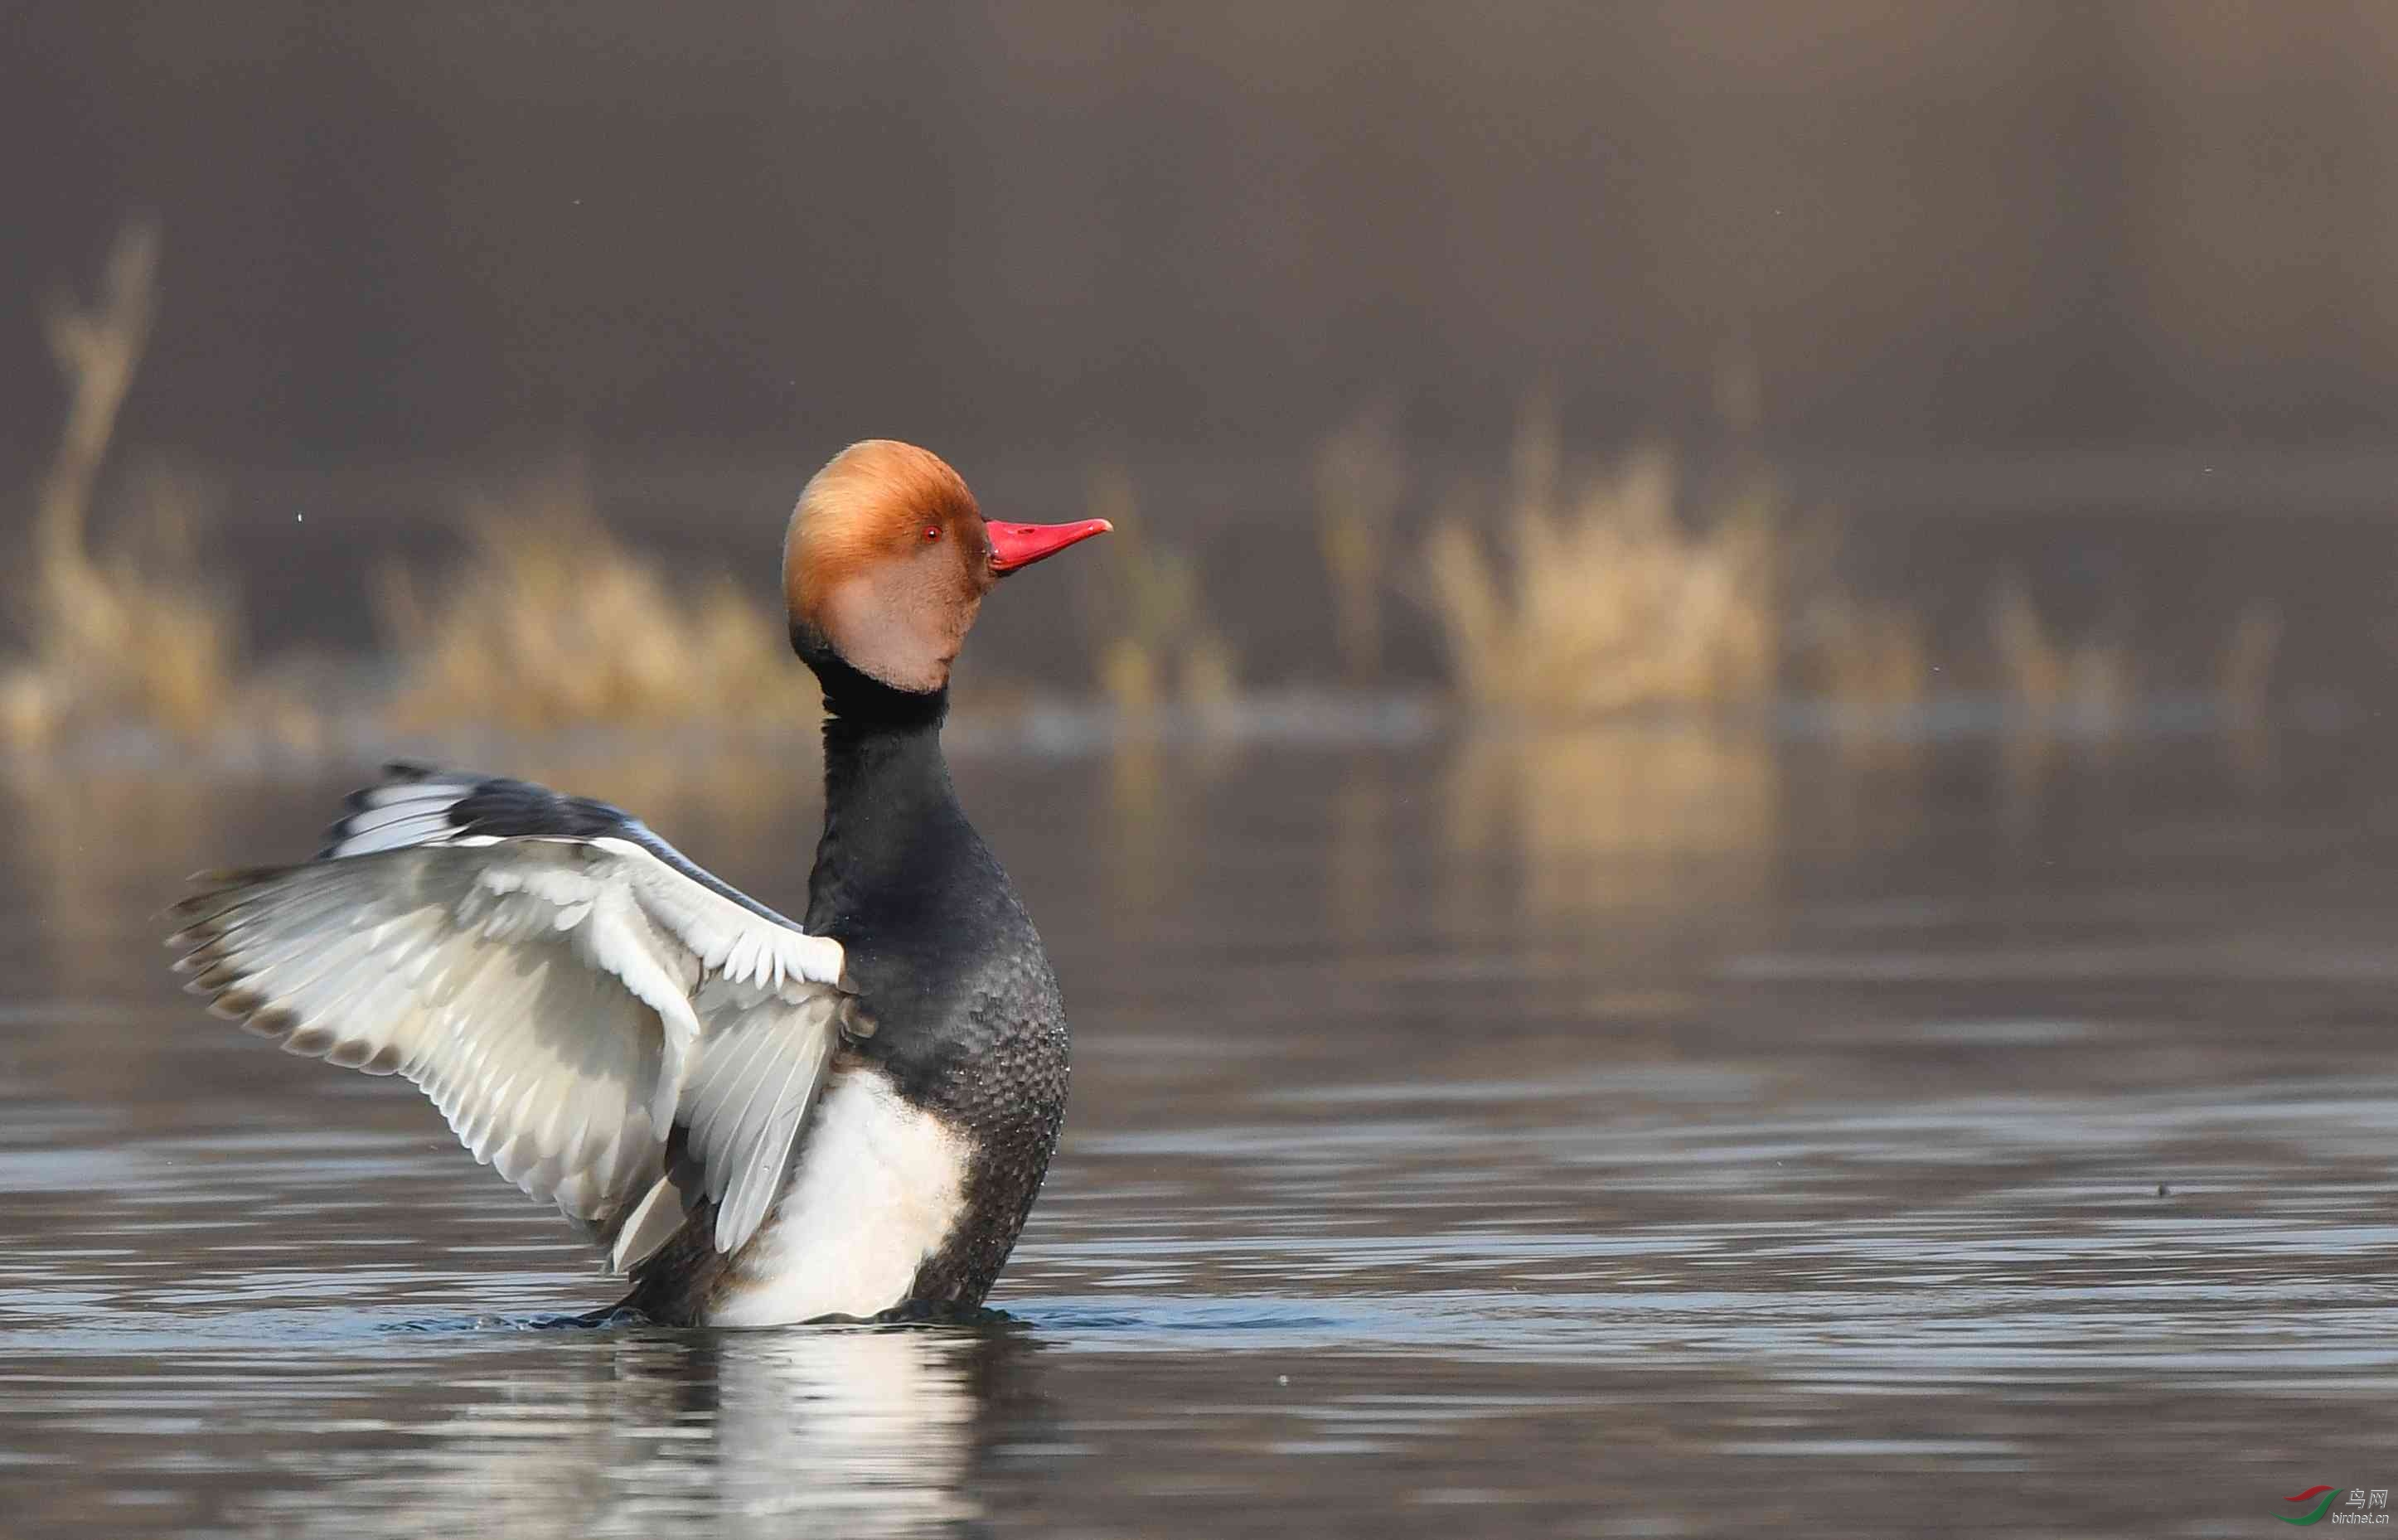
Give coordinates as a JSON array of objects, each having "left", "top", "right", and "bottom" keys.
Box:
[
  {"left": 623, "top": 667, "right": 1073, "bottom": 1324},
  {"left": 802, "top": 676, "right": 1073, "bottom": 1309}
]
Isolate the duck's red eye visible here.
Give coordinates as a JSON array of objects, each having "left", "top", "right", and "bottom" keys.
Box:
[{"left": 923, "top": 525, "right": 942, "bottom": 541}]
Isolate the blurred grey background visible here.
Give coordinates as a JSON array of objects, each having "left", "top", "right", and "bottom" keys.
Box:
[
  {"left": 7, "top": 0, "right": 2397, "bottom": 699},
  {"left": 18, "top": 2, "right": 2398, "bottom": 458}
]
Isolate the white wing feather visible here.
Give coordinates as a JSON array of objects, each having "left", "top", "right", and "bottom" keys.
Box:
[{"left": 168, "top": 836, "right": 847, "bottom": 1266}]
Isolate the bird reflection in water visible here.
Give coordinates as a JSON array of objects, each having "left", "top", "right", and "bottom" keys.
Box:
[{"left": 319, "top": 1324, "right": 1046, "bottom": 1539}]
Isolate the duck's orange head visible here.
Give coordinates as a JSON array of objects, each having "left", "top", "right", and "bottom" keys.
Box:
[{"left": 782, "top": 440, "right": 1111, "bottom": 694}]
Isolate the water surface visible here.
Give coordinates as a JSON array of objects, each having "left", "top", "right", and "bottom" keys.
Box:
[{"left": 1, "top": 721, "right": 2392, "bottom": 1536}]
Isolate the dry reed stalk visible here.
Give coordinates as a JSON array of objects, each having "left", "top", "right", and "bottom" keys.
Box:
[
  {"left": 376, "top": 461, "right": 799, "bottom": 731},
  {"left": 1807, "top": 595, "right": 1932, "bottom": 712},
  {"left": 1988, "top": 574, "right": 2067, "bottom": 716},
  {"left": 1313, "top": 406, "right": 1406, "bottom": 682},
  {"left": 2217, "top": 598, "right": 2283, "bottom": 790},
  {"left": 1987, "top": 574, "right": 2132, "bottom": 730},
  {"left": 2217, "top": 599, "right": 2281, "bottom": 724},
  {"left": 1422, "top": 407, "right": 1781, "bottom": 716},
  {"left": 1078, "top": 465, "right": 1234, "bottom": 712},
  {"left": 10, "top": 220, "right": 240, "bottom": 743}
]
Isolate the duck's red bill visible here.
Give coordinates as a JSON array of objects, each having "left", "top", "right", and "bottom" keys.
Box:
[{"left": 988, "top": 518, "right": 1112, "bottom": 573}]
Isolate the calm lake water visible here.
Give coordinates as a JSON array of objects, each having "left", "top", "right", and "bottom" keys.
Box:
[{"left": 1, "top": 715, "right": 2392, "bottom": 1537}]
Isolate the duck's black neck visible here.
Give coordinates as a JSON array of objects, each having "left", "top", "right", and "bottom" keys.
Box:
[{"left": 804, "top": 655, "right": 970, "bottom": 932}]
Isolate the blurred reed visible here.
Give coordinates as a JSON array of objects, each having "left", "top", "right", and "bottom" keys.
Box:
[
  {"left": 1804, "top": 596, "right": 1932, "bottom": 716},
  {"left": 0, "top": 222, "right": 2299, "bottom": 759},
  {"left": 375, "top": 460, "right": 802, "bottom": 732},
  {"left": 1422, "top": 401, "right": 1780, "bottom": 716},
  {"left": 1078, "top": 465, "right": 1236, "bottom": 714},
  {"left": 5, "top": 221, "right": 242, "bottom": 746},
  {"left": 1313, "top": 406, "right": 1406, "bottom": 683},
  {"left": 2216, "top": 598, "right": 2282, "bottom": 728},
  {"left": 2219, "top": 598, "right": 2284, "bottom": 792},
  {"left": 1986, "top": 573, "right": 2134, "bottom": 730}
]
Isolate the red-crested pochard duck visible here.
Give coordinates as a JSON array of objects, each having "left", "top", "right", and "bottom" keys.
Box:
[{"left": 166, "top": 440, "right": 1109, "bottom": 1325}]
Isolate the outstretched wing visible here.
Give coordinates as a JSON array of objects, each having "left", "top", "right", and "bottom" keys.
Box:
[{"left": 167, "top": 764, "right": 850, "bottom": 1269}]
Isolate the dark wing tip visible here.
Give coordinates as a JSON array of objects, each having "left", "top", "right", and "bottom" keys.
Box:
[
  {"left": 245, "top": 1005, "right": 302, "bottom": 1042},
  {"left": 208, "top": 986, "right": 265, "bottom": 1023},
  {"left": 188, "top": 959, "right": 244, "bottom": 995},
  {"left": 283, "top": 1024, "right": 336, "bottom": 1057},
  {"left": 174, "top": 875, "right": 285, "bottom": 932},
  {"left": 166, "top": 867, "right": 298, "bottom": 937}
]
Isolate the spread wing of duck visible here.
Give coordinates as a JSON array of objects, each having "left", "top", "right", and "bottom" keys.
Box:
[{"left": 164, "top": 763, "right": 851, "bottom": 1272}]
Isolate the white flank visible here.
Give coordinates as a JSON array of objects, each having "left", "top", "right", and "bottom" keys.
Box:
[{"left": 706, "top": 1071, "right": 971, "bottom": 1327}]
